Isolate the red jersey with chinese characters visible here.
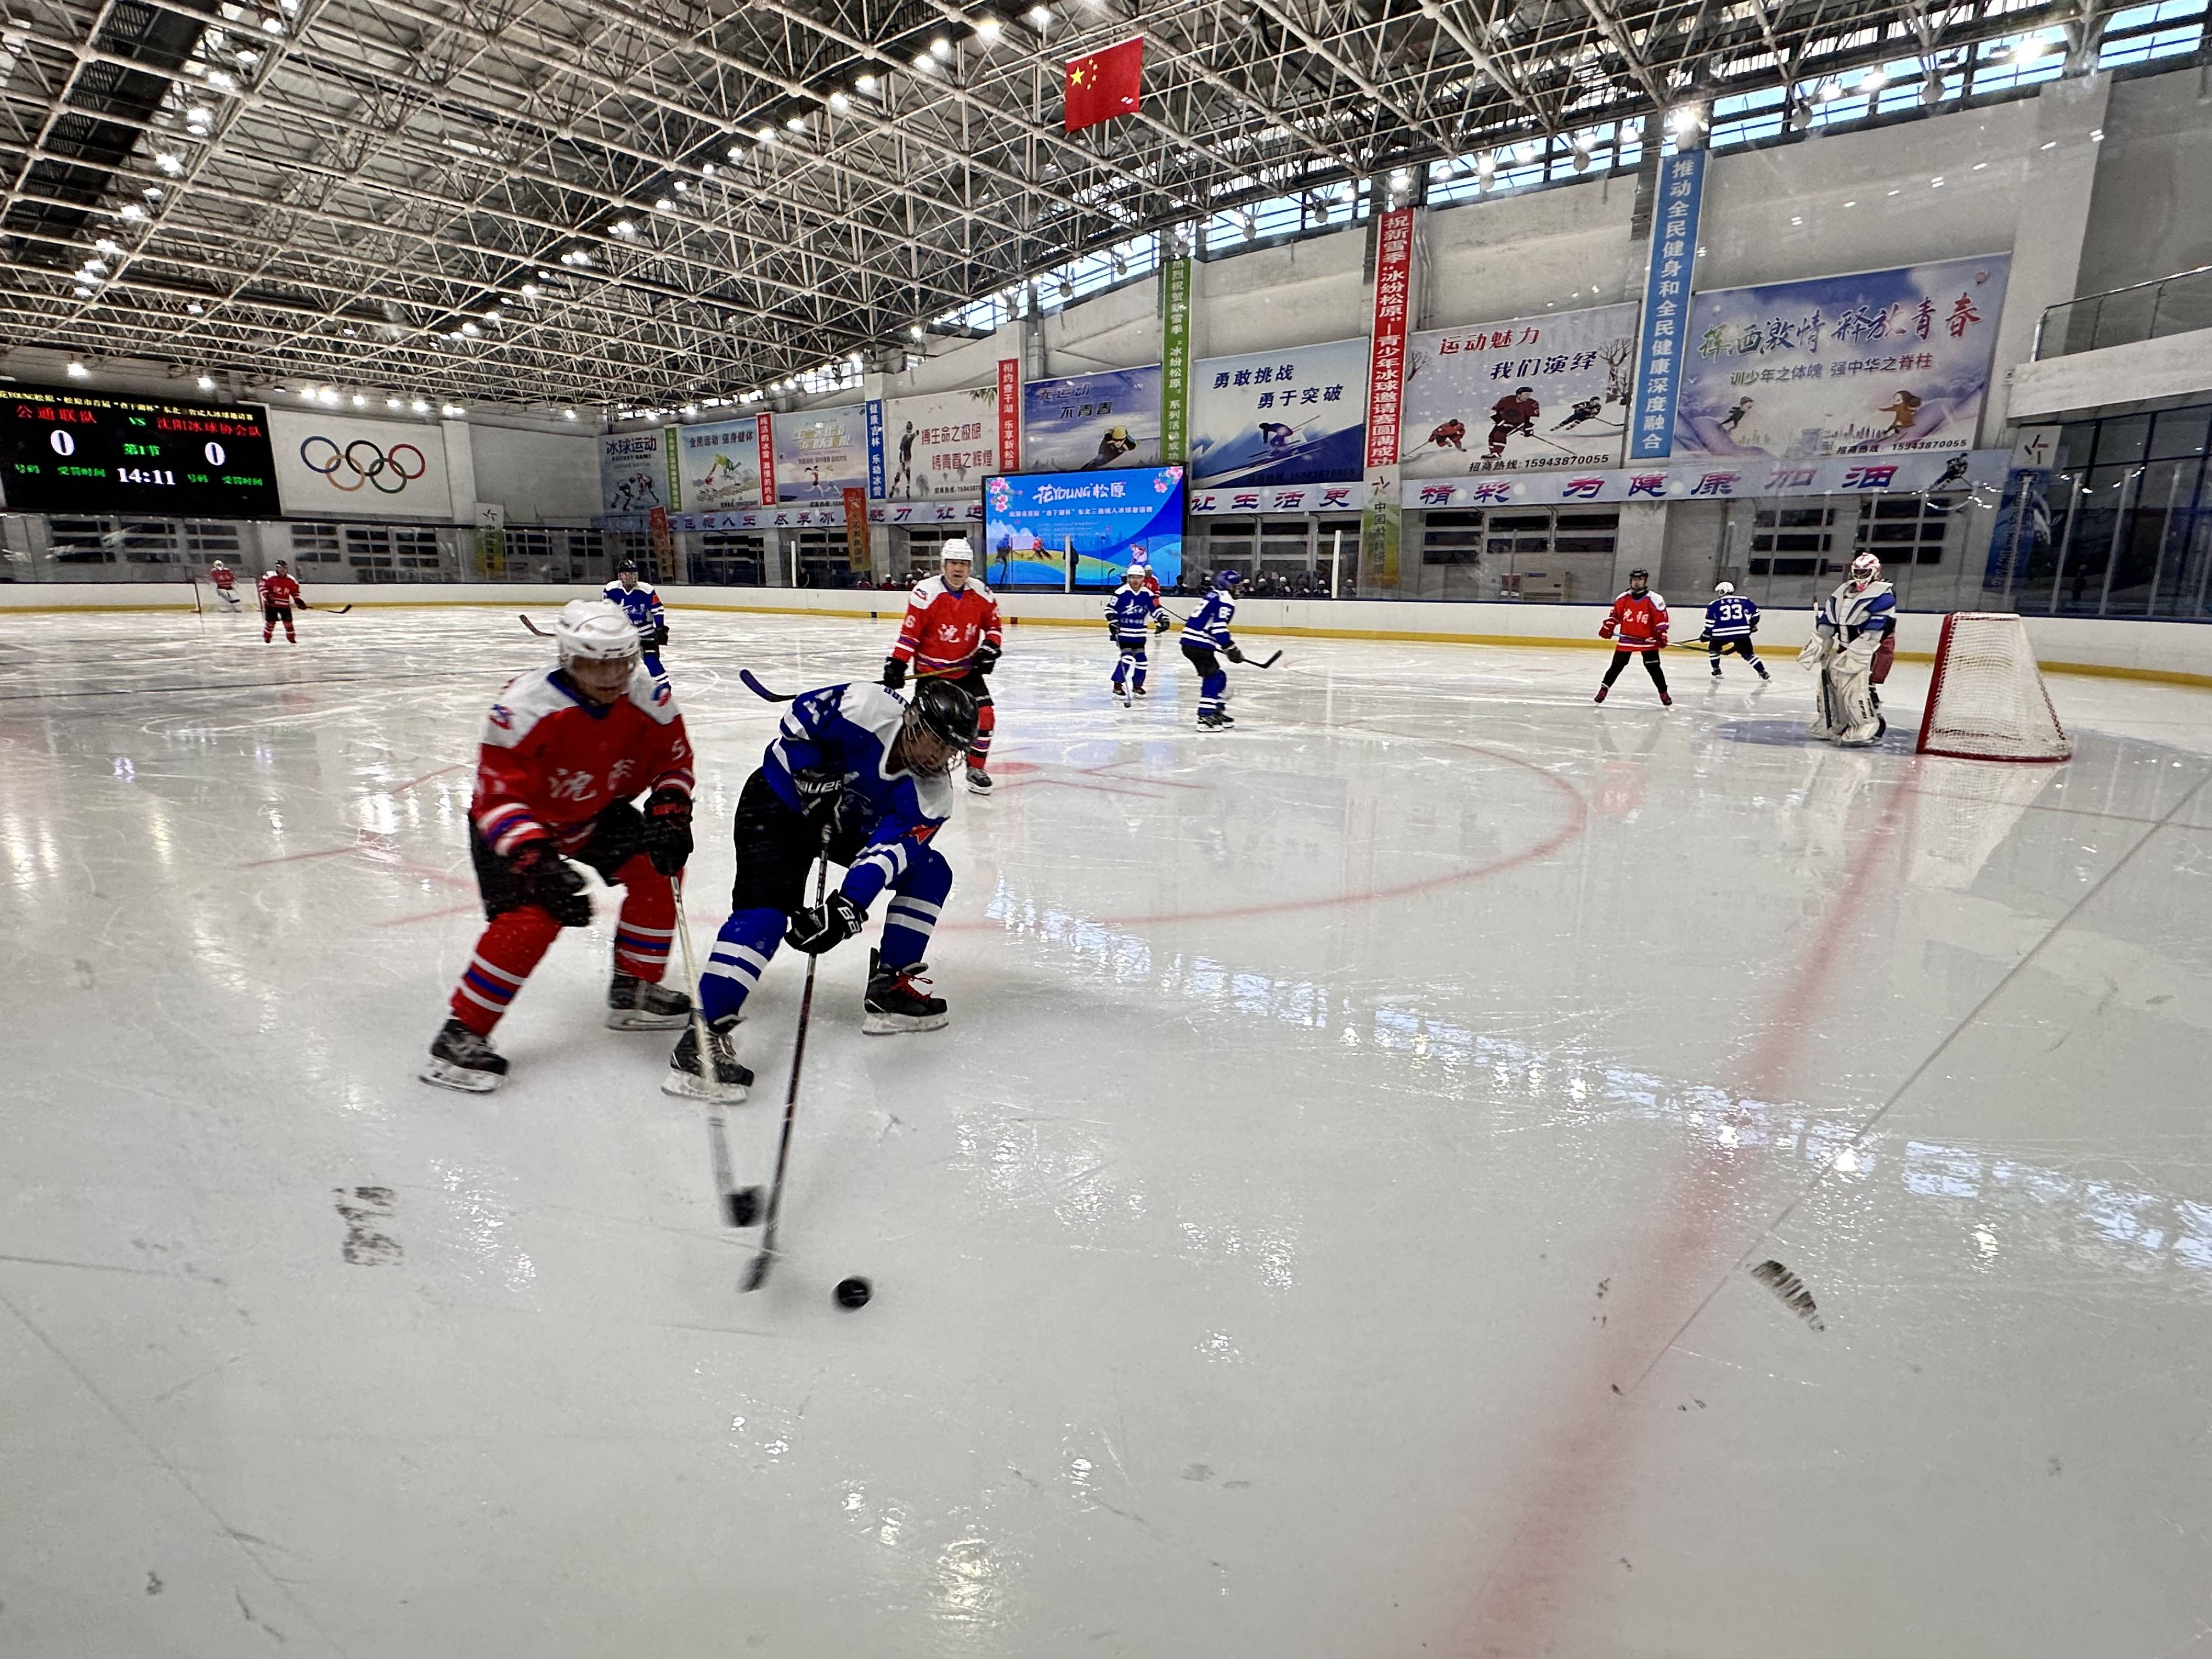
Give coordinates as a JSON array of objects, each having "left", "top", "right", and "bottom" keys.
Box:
[
  {"left": 210, "top": 566, "right": 235, "bottom": 592},
  {"left": 257, "top": 572, "right": 301, "bottom": 608},
  {"left": 1600, "top": 590, "right": 1669, "bottom": 652},
  {"left": 892, "top": 575, "right": 1002, "bottom": 678},
  {"left": 471, "top": 667, "right": 694, "bottom": 858}
]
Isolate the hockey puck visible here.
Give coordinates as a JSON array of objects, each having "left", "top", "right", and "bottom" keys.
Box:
[
  {"left": 834, "top": 1277, "right": 872, "bottom": 1310},
  {"left": 726, "top": 1187, "right": 764, "bottom": 1228}
]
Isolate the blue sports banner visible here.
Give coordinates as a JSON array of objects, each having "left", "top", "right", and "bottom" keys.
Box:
[
  {"left": 1630, "top": 148, "right": 1707, "bottom": 461},
  {"left": 1186, "top": 337, "right": 1368, "bottom": 490},
  {"left": 1020, "top": 366, "right": 1163, "bottom": 473},
  {"left": 983, "top": 465, "right": 1184, "bottom": 589},
  {"left": 865, "top": 399, "right": 886, "bottom": 500}
]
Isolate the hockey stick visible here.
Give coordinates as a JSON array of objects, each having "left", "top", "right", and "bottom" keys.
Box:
[
  {"left": 325, "top": 604, "right": 354, "bottom": 615},
  {"left": 741, "top": 840, "right": 830, "bottom": 1292},
  {"left": 672, "top": 873, "right": 755, "bottom": 1227},
  {"left": 519, "top": 614, "right": 552, "bottom": 637},
  {"left": 1241, "top": 650, "right": 1284, "bottom": 669},
  {"left": 738, "top": 667, "right": 798, "bottom": 703}
]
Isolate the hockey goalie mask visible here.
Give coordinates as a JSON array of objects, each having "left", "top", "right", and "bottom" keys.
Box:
[{"left": 1848, "top": 553, "right": 1882, "bottom": 592}]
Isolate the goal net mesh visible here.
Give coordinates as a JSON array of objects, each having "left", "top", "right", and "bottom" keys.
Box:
[{"left": 1916, "top": 612, "right": 2072, "bottom": 762}]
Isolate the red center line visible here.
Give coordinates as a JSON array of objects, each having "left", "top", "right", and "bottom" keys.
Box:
[{"left": 376, "top": 761, "right": 466, "bottom": 796}]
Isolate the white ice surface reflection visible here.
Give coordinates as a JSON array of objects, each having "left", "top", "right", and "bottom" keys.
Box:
[{"left": 3, "top": 606, "right": 2211, "bottom": 1658}]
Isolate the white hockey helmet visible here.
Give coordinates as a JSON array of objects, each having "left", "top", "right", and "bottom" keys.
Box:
[
  {"left": 940, "top": 537, "right": 974, "bottom": 567},
  {"left": 1849, "top": 552, "right": 1882, "bottom": 585},
  {"left": 552, "top": 598, "right": 640, "bottom": 666},
  {"left": 1714, "top": 580, "right": 1735, "bottom": 595}
]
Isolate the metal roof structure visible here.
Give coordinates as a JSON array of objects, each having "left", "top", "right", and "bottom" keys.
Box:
[{"left": 0, "top": 0, "right": 2120, "bottom": 412}]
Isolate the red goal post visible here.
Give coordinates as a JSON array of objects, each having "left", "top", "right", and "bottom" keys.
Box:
[{"left": 1915, "top": 612, "right": 2072, "bottom": 763}]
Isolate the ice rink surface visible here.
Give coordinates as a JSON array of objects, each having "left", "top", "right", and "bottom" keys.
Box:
[{"left": 5, "top": 602, "right": 2212, "bottom": 1659}]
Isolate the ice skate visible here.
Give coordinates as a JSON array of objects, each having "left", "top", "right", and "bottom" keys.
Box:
[
  {"left": 864, "top": 950, "right": 948, "bottom": 1035},
  {"left": 605, "top": 970, "right": 692, "bottom": 1030},
  {"left": 967, "top": 765, "right": 994, "bottom": 794},
  {"left": 420, "top": 1017, "right": 508, "bottom": 1093},
  {"left": 1660, "top": 691, "right": 1673, "bottom": 707},
  {"left": 662, "top": 1018, "right": 753, "bottom": 1100},
  {"left": 1593, "top": 685, "right": 1608, "bottom": 703},
  {"left": 1198, "top": 709, "right": 1233, "bottom": 730}
]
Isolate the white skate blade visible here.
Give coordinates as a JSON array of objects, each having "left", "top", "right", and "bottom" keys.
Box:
[
  {"left": 660, "top": 1065, "right": 750, "bottom": 1103},
  {"left": 862, "top": 1008, "right": 949, "bottom": 1036},
  {"left": 605, "top": 1007, "right": 692, "bottom": 1031},
  {"left": 420, "top": 1058, "right": 501, "bottom": 1093}
]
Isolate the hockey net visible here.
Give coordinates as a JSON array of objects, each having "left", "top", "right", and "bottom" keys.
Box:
[{"left": 1916, "top": 612, "right": 2072, "bottom": 762}]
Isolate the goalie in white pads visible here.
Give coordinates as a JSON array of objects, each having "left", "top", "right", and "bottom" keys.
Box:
[{"left": 1802, "top": 552, "right": 1897, "bottom": 746}]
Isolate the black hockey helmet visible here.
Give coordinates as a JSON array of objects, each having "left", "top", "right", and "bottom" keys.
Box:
[
  {"left": 907, "top": 678, "right": 980, "bottom": 752},
  {"left": 618, "top": 558, "right": 639, "bottom": 573}
]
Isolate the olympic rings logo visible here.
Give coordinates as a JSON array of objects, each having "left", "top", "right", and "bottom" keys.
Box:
[{"left": 300, "top": 435, "right": 428, "bottom": 495}]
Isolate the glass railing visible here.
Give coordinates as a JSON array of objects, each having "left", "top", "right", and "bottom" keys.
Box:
[{"left": 2036, "top": 266, "right": 2212, "bottom": 358}]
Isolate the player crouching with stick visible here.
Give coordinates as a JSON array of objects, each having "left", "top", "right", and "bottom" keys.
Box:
[
  {"left": 421, "top": 599, "right": 714, "bottom": 1093},
  {"left": 663, "top": 678, "right": 980, "bottom": 1098}
]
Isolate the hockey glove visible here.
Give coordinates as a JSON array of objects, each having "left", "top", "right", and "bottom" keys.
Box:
[
  {"left": 1151, "top": 611, "right": 1172, "bottom": 634},
  {"left": 1798, "top": 635, "right": 1829, "bottom": 668},
  {"left": 790, "top": 765, "right": 847, "bottom": 815},
  {"left": 651, "top": 623, "right": 670, "bottom": 648},
  {"left": 1106, "top": 622, "right": 1121, "bottom": 641},
  {"left": 882, "top": 656, "right": 907, "bottom": 691},
  {"left": 1226, "top": 646, "right": 1247, "bottom": 665},
  {"left": 1599, "top": 619, "right": 1617, "bottom": 640},
  {"left": 972, "top": 640, "right": 1002, "bottom": 674},
  {"left": 642, "top": 785, "right": 693, "bottom": 876},
  {"left": 786, "top": 892, "right": 865, "bottom": 955},
  {"left": 509, "top": 842, "right": 591, "bottom": 928}
]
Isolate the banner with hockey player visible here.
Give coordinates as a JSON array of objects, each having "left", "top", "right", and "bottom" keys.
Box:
[
  {"left": 669, "top": 416, "right": 764, "bottom": 511},
  {"left": 1401, "top": 302, "right": 1637, "bottom": 477},
  {"left": 595, "top": 432, "right": 667, "bottom": 517},
  {"left": 1187, "top": 337, "right": 1368, "bottom": 491},
  {"left": 270, "top": 410, "right": 453, "bottom": 520},
  {"left": 879, "top": 383, "right": 1001, "bottom": 502},
  {"left": 1673, "top": 254, "right": 2012, "bottom": 460},
  {"left": 1020, "top": 365, "right": 1163, "bottom": 473},
  {"left": 983, "top": 465, "right": 1184, "bottom": 589},
  {"left": 771, "top": 403, "right": 869, "bottom": 504}
]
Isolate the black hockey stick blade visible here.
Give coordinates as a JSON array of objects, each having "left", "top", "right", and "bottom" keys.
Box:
[
  {"left": 325, "top": 604, "right": 354, "bottom": 615},
  {"left": 740, "top": 1245, "right": 775, "bottom": 1293},
  {"left": 1250, "top": 650, "right": 1284, "bottom": 669},
  {"left": 520, "top": 613, "right": 552, "bottom": 637},
  {"left": 738, "top": 667, "right": 798, "bottom": 703}
]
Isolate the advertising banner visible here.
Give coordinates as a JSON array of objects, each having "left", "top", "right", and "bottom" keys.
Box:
[
  {"left": 771, "top": 403, "right": 868, "bottom": 503},
  {"left": 1401, "top": 303, "right": 1637, "bottom": 476},
  {"left": 270, "top": 409, "right": 451, "bottom": 520},
  {"left": 983, "top": 465, "right": 1184, "bottom": 588},
  {"left": 996, "top": 358, "right": 1022, "bottom": 470},
  {"left": 1361, "top": 204, "right": 1417, "bottom": 592},
  {"left": 1020, "top": 365, "right": 1163, "bottom": 473},
  {"left": 1160, "top": 256, "right": 1194, "bottom": 462},
  {"left": 880, "top": 383, "right": 1000, "bottom": 501},
  {"left": 669, "top": 416, "right": 764, "bottom": 510},
  {"left": 1630, "top": 148, "right": 1708, "bottom": 461},
  {"left": 865, "top": 399, "right": 887, "bottom": 499},
  {"left": 1674, "top": 253, "right": 2012, "bottom": 460},
  {"left": 1190, "top": 481, "right": 1367, "bottom": 515},
  {"left": 842, "top": 486, "right": 873, "bottom": 572},
  {"left": 1188, "top": 336, "right": 1368, "bottom": 491},
  {"left": 596, "top": 431, "right": 665, "bottom": 517},
  {"left": 876, "top": 499, "right": 983, "bottom": 524},
  {"left": 1403, "top": 447, "right": 2006, "bottom": 508}
]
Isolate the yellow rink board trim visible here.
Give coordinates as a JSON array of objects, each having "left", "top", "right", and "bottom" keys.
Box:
[{"left": 9, "top": 593, "right": 2212, "bottom": 691}]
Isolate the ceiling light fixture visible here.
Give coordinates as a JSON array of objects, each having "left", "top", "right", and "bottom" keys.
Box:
[
  {"left": 855, "top": 72, "right": 879, "bottom": 92},
  {"left": 930, "top": 35, "right": 953, "bottom": 58},
  {"left": 1026, "top": 4, "right": 1051, "bottom": 28},
  {"left": 563, "top": 408, "right": 577, "bottom": 420},
  {"left": 66, "top": 359, "right": 89, "bottom": 378}
]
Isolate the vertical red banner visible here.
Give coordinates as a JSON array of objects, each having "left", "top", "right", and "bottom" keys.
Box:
[
  {"left": 996, "top": 358, "right": 1022, "bottom": 472},
  {"left": 841, "top": 486, "right": 871, "bottom": 572},
  {"left": 754, "top": 413, "right": 777, "bottom": 505},
  {"left": 1364, "top": 206, "right": 1415, "bottom": 470}
]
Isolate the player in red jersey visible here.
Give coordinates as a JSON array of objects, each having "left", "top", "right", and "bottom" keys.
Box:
[
  {"left": 882, "top": 537, "right": 1003, "bottom": 794},
  {"left": 419, "top": 599, "right": 740, "bottom": 1094},
  {"left": 207, "top": 560, "right": 241, "bottom": 611},
  {"left": 1594, "top": 567, "right": 1671, "bottom": 706},
  {"left": 257, "top": 561, "right": 307, "bottom": 642}
]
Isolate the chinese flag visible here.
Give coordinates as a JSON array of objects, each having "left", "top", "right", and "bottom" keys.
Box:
[{"left": 1064, "top": 37, "right": 1143, "bottom": 133}]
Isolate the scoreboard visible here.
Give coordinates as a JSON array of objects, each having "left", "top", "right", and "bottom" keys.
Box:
[{"left": 0, "top": 382, "right": 281, "bottom": 518}]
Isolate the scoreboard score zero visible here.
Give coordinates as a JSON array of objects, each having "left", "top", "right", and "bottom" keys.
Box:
[{"left": 0, "top": 382, "right": 281, "bottom": 518}]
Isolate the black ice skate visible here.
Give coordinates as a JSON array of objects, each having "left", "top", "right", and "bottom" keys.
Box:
[
  {"left": 662, "top": 1017, "right": 753, "bottom": 1101},
  {"left": 1198, "top": 709, "right": 1234, "bottom": 729},
  {"left": 967, "top": 765, "right": 994, "bottom": 794},
  {"left": 420, "top": 1017, "right": 509, "bottom": 1093},
  {"left": 864, "top": 950, "right": 949, "bottom": 1035},
  {"left": 606, "top": 971, "right": 692, "bottom": 1031}
]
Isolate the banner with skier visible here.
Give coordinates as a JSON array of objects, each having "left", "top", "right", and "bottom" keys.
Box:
[
  {"left": 1401, "top": 302, "right": 1637, "bottom": 476},
  {"left": 670, "top": 416, "right": 764, "bottom": 510},
  {"left": 879, "top": 383, "right": 1002, "bottom": 502},
  {"left": 1186, "top": 337, "right": 1368, "bottom": 490},
  {"left": 771, "top": 404, "right": 869, "bottom": 503},
  {"left": 1020, "top": 365, "right": 1163, "bottom": 473},
  {"left": 1673, "top": 253, "right": 2011, "bottom": 459}
]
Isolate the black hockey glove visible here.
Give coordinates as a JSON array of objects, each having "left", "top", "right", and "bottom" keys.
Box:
[
  {"left": 1105, "top": 622, "right": 1120, "bottom": 641},
  {"left": 642, "top": 785, "right": 693, "bottom": 877},
  {"left": 882, "top": 656, "right": 907, "bottom": 691},
  {"left": 972, "top": 640, "right": 1002, "bottom": 674},
  {"left": 509, "top": 842, "right": 591, "bottom": 928},
  {"left": 651, "top": 623, "right": 670, "bottom": 648},
  {"left": 1151, "top": 611, "right": 1171, "bottom": 634},
  {"left": 786, "top": 892, "right": 865, "bottom": 955},
  {"left": 791, "top": 765, "right": 847, "bottom": 810},
  {"left": 1226, "top": 646, "right": 1247, "bottom": 665}
]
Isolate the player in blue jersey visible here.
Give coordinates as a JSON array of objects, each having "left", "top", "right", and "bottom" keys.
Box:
[
  {"left": 1700, "top": 582, "right": 1770, "bottom": 681},
  {"left": 663, "top": 678, "right": 980, "bottom": 1098},
  {"left": 1104, "top": 566, "right": 1172, "bottom": 704},
  {"left": 1181, "top": 569, "right": 1246, "bottom": 730},
  {"left": 603, "top": 562, "right": 669, "bottom": 689}
]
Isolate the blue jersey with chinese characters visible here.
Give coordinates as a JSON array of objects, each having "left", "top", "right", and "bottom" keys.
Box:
[
  {"left": 763, "top": 682, "right": 955, "bottom": 912},
  {"left": 602, "top": 579, "right": 664, "bottom": 642},
  {"left": 1105, "top": 583, "right": 1163, "bottom": 641},
  {"left": 1704, "top": 593, "right": 1759, "bottom": 639},
  {"left": 1181, "top": 590, "right": 1237, "bottom": 652}
]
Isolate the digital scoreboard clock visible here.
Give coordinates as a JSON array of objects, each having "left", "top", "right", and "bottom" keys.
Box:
[{"left": 0, "top": 382, "right": 281, "bottom": 518}]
